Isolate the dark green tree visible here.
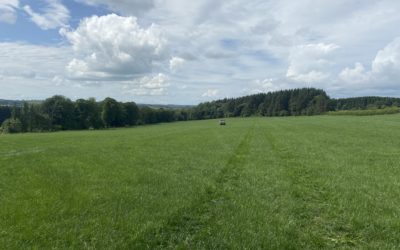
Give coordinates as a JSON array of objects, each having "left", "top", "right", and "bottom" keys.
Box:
[
  {"left": 101, "top": 98, "right": 125, "bottom": 127},
  {"left": 75, "top": 98, "right": 102, "bottom": 129},
  {"left": 124, "top": 102, "right": 140, "bottom": 126},
  {"left": 41, "top": 95, "right": 76, "bottom": 130}
]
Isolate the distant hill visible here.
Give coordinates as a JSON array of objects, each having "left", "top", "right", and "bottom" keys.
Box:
[
  {"left": 0, "top": 99, "right": 23, "bottom": 107},
  {"left": 0, "top": 99, "right": 42, "bottom": 107},
  {"left": 0, "top": 99, "right": 192, "bottom": 110},
  {"left": 138, "top": 104, "right": 194, "bottom": 110}
]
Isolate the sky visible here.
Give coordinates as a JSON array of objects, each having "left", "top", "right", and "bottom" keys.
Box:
[{"left": 1, "top": 0, "right": 400, "bottom": 104}]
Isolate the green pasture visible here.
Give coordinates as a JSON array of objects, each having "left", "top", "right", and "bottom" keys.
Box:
[{"left": 1, "top": 115, "right": 400, "bottom": 249}]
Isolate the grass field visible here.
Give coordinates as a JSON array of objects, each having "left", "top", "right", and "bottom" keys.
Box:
[{"left": 1, "top": 115, "right": 400, "bottom": 249}]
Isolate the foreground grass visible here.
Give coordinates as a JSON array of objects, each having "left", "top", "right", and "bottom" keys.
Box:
[{"left": 1, "top": 115, "right": 400, "bottom": 249}]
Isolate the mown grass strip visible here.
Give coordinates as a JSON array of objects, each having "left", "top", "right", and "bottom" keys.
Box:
[{"left": 132, "top": 125, "right": 255, "bottom": 249}]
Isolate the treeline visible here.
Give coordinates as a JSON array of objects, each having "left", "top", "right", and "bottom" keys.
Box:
[
  {"left": 191, "top": 88, "right": 330, "bottom": 119},
  {"left": 330, "top": 96, "right": 400, "bottom": 110},
  {"left": 0, "top": 96, "right": 182, "bottom": 133},
  {"left": 190, "top": 89, "right": 400, "bottom": 119},
  {"left": 1, "top": 88, "right": 400, "bottom": 133}
]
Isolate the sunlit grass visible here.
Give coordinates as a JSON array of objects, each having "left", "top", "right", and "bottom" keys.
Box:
[{"left": 1, "top": 115, "right": 400, "bottom": 249}]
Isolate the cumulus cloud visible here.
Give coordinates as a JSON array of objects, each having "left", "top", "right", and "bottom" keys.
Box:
[
  {"left": 169, "top": 57, "right": 185, "bottom": 72},
  {"left": 371, "top": 37, "right": 400, "bottom": 80},
  {"left": 123, "top": 73, "right": 169, "bottom": 96},
  {"left": 340, "top": 37, "right": 400, "bottom": 90},
  {"left": 202, "top": 89, "right": 219, "bottom": 97},
  {"left": 0, "top": 0, "right": 19, "bottom": 24},
  {"left": 23, "top": 0, "right": 70, "bottom": 30},
  {"left": 246, "top": 78, "right": 289, "bottom": 94},
  {"left": 4, "top": 0, "right": 400, "bottom": 103},
  {"left": 339, "top": 62, "right": 369, "bottom": 84},
  {"left": 61, "top": 14, "right": 168, "bottom": 80},
  {"left": 52, "top": 75, "right": 70, "bottom": 86},
  {"left": 66, "top": 1, "right": 400, "bottom": 101},
  {"left": 286, "top": 43, "right": 340, "bottom": 83}
]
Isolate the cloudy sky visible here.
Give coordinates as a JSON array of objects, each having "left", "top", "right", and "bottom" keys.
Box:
[{"left": 1, "top": 0, "right": 400, "bottom": 104}]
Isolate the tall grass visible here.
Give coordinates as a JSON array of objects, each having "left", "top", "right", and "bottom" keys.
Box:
[{"left": 328, "top": 106, "right": 399, "bottom": 116}]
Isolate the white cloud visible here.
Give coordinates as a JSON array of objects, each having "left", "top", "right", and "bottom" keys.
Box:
[
  {"left": 169, "top": 57, "right": 185, "bottom": 72},
  {"left": 4, "top": 0, "right": 400, "bottom": 103},
  {"left": 339, "top": 37, "right": 400, "bottom": 88},
  {"left": 62, "top": 14, "right": 168, "bottom": 80},
  {"left": 202, "top": 89, "right": 219, "bottom": 97},
  {"left": 123, "top": 73, "right": 169, "bottom": 96},
  {"left": 286, "top": 43, "right": 340, "bottom": 83},
  {"left": 0, "top": 42, "right": 77, "bottom": 100},
  {"left": 247, "top": 78, "right": 288, "bottom": 94},
  {"left": 0, "top": 0, "right": 19, "bottom": 24},
  {"left": 52, "top": 75, "right": 70, "bottom": 86},
  {"left": 137, "top": 73, "right": 169, "bottom": 89},
  {"left": 0, "top": 42, "right": 71, "bottom": 80},
  {"left": 339, "top": 62, "right": 369, "bottom": 84},
  {"left": 372, "top": 37, "right": 400, "bottom": 80},
  {"left": 23, "top": 0, "right": 69, "bottom": 30}
]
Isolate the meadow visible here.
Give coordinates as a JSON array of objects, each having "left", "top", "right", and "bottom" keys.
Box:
[{"left": 1, "top": 115, "right": 400, "bottom": 249}]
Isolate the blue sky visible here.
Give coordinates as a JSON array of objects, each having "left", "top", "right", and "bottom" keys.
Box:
[
  {"left": 0, "top": 0, "right": 107, "bottom": 44},
  {"left": 1, "top": 0, "right": 400, "bottom": 104}
]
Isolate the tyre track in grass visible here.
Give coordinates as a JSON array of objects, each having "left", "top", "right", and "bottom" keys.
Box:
[{"left": 132, "top": 124, "right": 255, "bottom": 249}]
